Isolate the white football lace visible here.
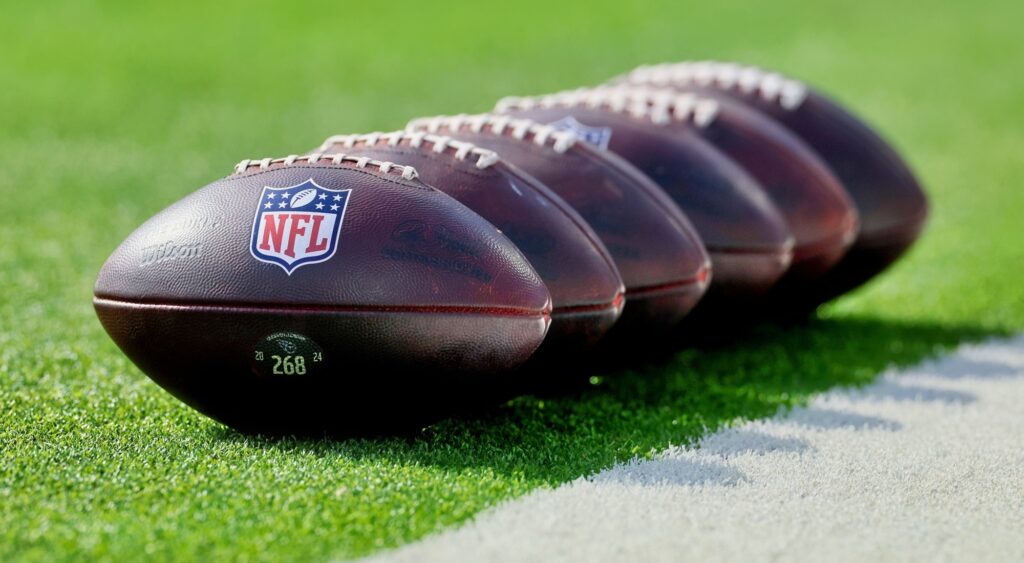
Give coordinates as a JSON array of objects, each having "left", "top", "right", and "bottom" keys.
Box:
[
  {"left": 233, "top": 153, "right": 418, "bottom": 181},
  {"left": 406, "top": 114, "right": 578, "bottom": 154},
  {"left": 318, "top": 131, "right": 501, "bottom": 170},
  {"left": 495, "top": 86, "right": 720, "bottom": 127},
  {"left": 621, "top": 61, "right": 809, "bottom": 111}
]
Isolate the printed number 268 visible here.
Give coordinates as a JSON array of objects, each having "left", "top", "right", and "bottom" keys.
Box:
[{"left": 271, "top": 355, "right": 306, "bottom": 375}]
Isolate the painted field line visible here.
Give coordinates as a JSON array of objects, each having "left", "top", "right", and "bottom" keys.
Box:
[{"left": 363, "top": 335, "right": 1024, "bottom": 563}]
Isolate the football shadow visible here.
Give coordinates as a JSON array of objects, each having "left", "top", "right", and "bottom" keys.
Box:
[
  {"left": 857, "top": 381, "right": 977, "bottom": 405},
  {"left": 210, "top": 314, "right": 1004, "bottom": 485},
  {"left": 785, "top": 408, "right": 903, "bottom": 431}
]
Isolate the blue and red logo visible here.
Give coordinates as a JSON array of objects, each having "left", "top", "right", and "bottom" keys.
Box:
[
  {"left": 249, "top": 179, "right": 351, "bottom": 275},
  {"left": 548, "top": 116, "right": 613, "bottom": 150}
]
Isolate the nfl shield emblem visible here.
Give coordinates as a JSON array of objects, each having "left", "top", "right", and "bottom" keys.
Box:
[
  {"left": 249, "top": 179, "right": 351, "bottom": 275},
  {"left": 547, "top": 116, "right": 613, "bottom": 150}
]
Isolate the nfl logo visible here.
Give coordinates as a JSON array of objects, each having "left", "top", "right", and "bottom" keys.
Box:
[
  {"left": 249, "top": 179, "right": 351, "bottom": 275},
  {"left": 547, "top": 116, "right": 613, "bottom": 150}
]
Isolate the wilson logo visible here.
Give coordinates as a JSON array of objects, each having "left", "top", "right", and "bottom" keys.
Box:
[
  {"left": 249, "top": 179, "right": 351, "bottom": 274},
  {"left": 139, "top": 241, "right": 202, "bottom": 267}
]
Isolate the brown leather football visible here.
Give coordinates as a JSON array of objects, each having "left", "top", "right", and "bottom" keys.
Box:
[
  {"left": 406, "top": 114, "right": 712, "bottom": 335},
  {"left": 498, "top": 87, "right": 859, "bottom": 314},
  {"left": 619, "top": 62, "right": 928, "bottom": 304},
  {"left": 493, "top": 95, "right": 794, "bottom": 313},
  {"left": 93, "top": 154, "right": 552, "bottom": 435},
  {"left": 316, "top": 132, "right": 625, "bottom": 358}
]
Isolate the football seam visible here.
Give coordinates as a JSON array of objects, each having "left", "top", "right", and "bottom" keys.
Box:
[
  {"left": 551, "top": 296, "right": 624, "bottom": 316},
  {"left": 790, "top": 226, "right": 858, "bottom": 262},
  {"left": 320, "top": 131, "right": 501, "bottom": 170},
  {"left": 235, "top": 153, "right": 420, "bottom": 179},
  {"left": 626, "top": 274, "right": 709, "bottom": 297},
  {"left": 333, "top": 145, "right": 497, "bottom": 179},
  {"left": 705, "top": 244, "right": 794, "bottom": 256},
  {"left": 227, "top": 163, "right": 432, "bottom": 192},
  {"left": 407, "top": 114, "right": 579, "bottom": 154},
  {"left": 622, "top": 61, "right": 809, "bottom": 110},
  {"left": 92, "top": 296, "right": 552, "bottom": 318},
  {"left": 495, "top": 86, "right": 720, "bottom": 128}
]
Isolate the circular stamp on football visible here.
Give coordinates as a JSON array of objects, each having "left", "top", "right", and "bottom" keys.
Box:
[
  {"left": 251, "top": 332, "right": 325, "bottom": 378},
  {"left": 93, "top": 154, "right": 552, "bottom": 436}
]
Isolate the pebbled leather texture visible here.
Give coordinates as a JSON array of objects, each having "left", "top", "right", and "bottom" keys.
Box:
[
  {"left": 723, "top": 89, "right": 928, "bottom": 303},
  {"left": 93, "top": 162, "right": 552, "bottom": 435},
  {"left": 783, "top": 92, "right": 927, "bottom": 239},
  {"left": 318, "top": 138, "right": 626, "bottom": 356},
  {"left": 499, "top": 106, "right": 794, "bottom": 305},
  {"left": 664, "top": 94, "right": 860, "bottom": 294},
  {"left": 624, "top": 78, "right": 929, "bottom": 306},
  {"left": 408, "top": 125, "right": 712, "bottom": 333}
]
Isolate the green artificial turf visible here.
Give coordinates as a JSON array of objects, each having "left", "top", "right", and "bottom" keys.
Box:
[{"left": 2, "top": 0, "right": 1024, "bottom": 560}]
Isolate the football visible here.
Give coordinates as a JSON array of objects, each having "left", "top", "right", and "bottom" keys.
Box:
[
  {"left": 499, "top": 87, "right": 860, "bottom": 313},
  {"left": 618, "top": 61, "right": 929, "bottom": 303},
  {"left": 289, "top": 187, "right": 318, "bottom": 208},
  {"left": 406, "top": 113, "right": 712, "bottom": 335},
  {"left": 494, "top": 93, "right": 794, "bottom": 313},
  {"left": 317, "top": 132, "right": 626, "bottom": 358},
  {"left": 93, "top": 154, "right": 552, "bottom": 435}
]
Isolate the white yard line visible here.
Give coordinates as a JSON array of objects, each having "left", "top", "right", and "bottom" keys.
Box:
[{"left": 365, "top": 336, "right": 1024, "bottom": 563}]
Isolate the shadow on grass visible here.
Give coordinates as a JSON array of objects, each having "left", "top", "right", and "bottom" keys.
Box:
[{"left": 211, "top": 315, "right": 1006, "bottom": 485}]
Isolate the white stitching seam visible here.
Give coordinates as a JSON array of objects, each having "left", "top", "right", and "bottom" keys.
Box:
[
  {"left": 495, "top": 86, "right": 721, "bottom": 128},
  {"left": 406, "top": 114, "right": 579, "bottom": 154},
  {"left": 318, "top": 131, "right": 501, "bottom": 170},
  {"left": 621, "top": 61, "right": 809, "bottom": 111},
  {"left": 234, "top": 153, "right": 419, "bottom": 181}
]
